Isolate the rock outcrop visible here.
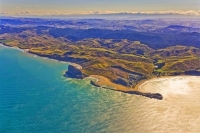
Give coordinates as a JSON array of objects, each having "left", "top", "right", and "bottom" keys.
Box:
[
  {"left": 185, "top": 70, "right": 200, "bottom": 76},
  {"left": 113, "top": 77, "right": 129, "bottom": 86},
  {"left": 90, "top": 80, "right": 101, "bottom": 87},
  {"left": 122, "top": 91, "right": 163, "bottom": 100},
  {"left": 65, "top": 65, "right": 84, "bottom": 79}
]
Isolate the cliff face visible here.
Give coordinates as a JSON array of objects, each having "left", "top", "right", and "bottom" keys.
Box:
[{"left": 65, "top": 65, "right": 84, "bottom": 79}]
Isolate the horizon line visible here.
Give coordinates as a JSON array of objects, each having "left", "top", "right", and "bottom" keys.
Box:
[{"left": 1, "top": 10, "right": 200, "bottom": 16}]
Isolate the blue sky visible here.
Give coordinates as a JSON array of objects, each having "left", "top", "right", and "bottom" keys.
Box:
[{"left": 0, "top": 0, "right": 200, "bottom": 15}]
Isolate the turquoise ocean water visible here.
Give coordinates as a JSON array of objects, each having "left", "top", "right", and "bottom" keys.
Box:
[{"left": 0, "top": 45, "right": 142, "bottom": 133}]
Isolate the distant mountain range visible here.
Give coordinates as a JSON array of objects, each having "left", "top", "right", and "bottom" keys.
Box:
[{"left": 0, "top": 22, "right": 200, "bottom": 49}]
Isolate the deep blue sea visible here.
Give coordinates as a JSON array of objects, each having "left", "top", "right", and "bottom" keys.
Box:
[{"left": 0, "top": 45, "right": 143, "bottom": 133}]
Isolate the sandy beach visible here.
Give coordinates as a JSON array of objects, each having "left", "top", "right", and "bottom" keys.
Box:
[
  {"left": 89, "top": 74, "right": 172, "bottom": 92},
  {"left": 137, "top": 76, "right": 174, "bottom": 91},
  {"left": 137, "top": 75, "right": 200, "bottom": 98},
  {"left": 89, "top": 74, "right": 174, "bottom": 91}
]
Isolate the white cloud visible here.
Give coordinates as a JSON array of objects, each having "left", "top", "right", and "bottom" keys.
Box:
[
  {"left": 1, "top": 10, "right": 200, "bottom": 16},
  {"left": 86, "top": 10, "right": 200, "bottom": 16},
  {"left": 133, "top": 10, "right": 200, "bottom": 16}
]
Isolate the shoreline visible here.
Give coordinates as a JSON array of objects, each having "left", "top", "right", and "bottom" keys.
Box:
[
  {"left": 28, "top": 52, "right": 83, "bottom": 69},
  {"left": 0, "top": 43, "right": 82, "bottom": 69},
  {"left": 0, "top": 42, "right": 163, "bottom": 100},
  {"left": 0, "top": 43, "right": 134, "bottom": 91}
]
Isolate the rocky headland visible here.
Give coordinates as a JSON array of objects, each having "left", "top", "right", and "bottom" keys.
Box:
[{"left": 64, "top": 65, "right": 85, "bottom": 79}]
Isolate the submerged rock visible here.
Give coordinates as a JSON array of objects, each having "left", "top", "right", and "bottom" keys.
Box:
[{"left": 65, "top": 65, "right": 84, "bottom": 79}]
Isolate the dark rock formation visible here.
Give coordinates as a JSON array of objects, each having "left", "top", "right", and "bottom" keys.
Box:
[
  {"left": 113, "top": 77, "right": 129, "bottom": 86},
  {"left": 143, "top": 93, "right": 163, "bottom": 100},
  {"left": 65, "top": 65, "right": 84, "bottom": 79},
  {"left": 185, "top": 70, "right": 200, "bottom": 76},
  {"left": 90, "top": 80, "right": 101, "bottom": 87},
  {"left": 113, "top": 74, "right": 145, "bottom": 87},
  {"left": 111, "top": 65, "right": 143, "bottom": 76},
  {"left": 155, "top": 62, "right": 165, "bottom": 69},
  {"left": 123, "top": 91, "right": 163, "bottom": 100}
]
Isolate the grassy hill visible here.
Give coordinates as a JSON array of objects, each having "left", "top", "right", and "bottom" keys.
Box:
[{"left": 1, "top": 25, "right": 200, "bottom": 88}]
